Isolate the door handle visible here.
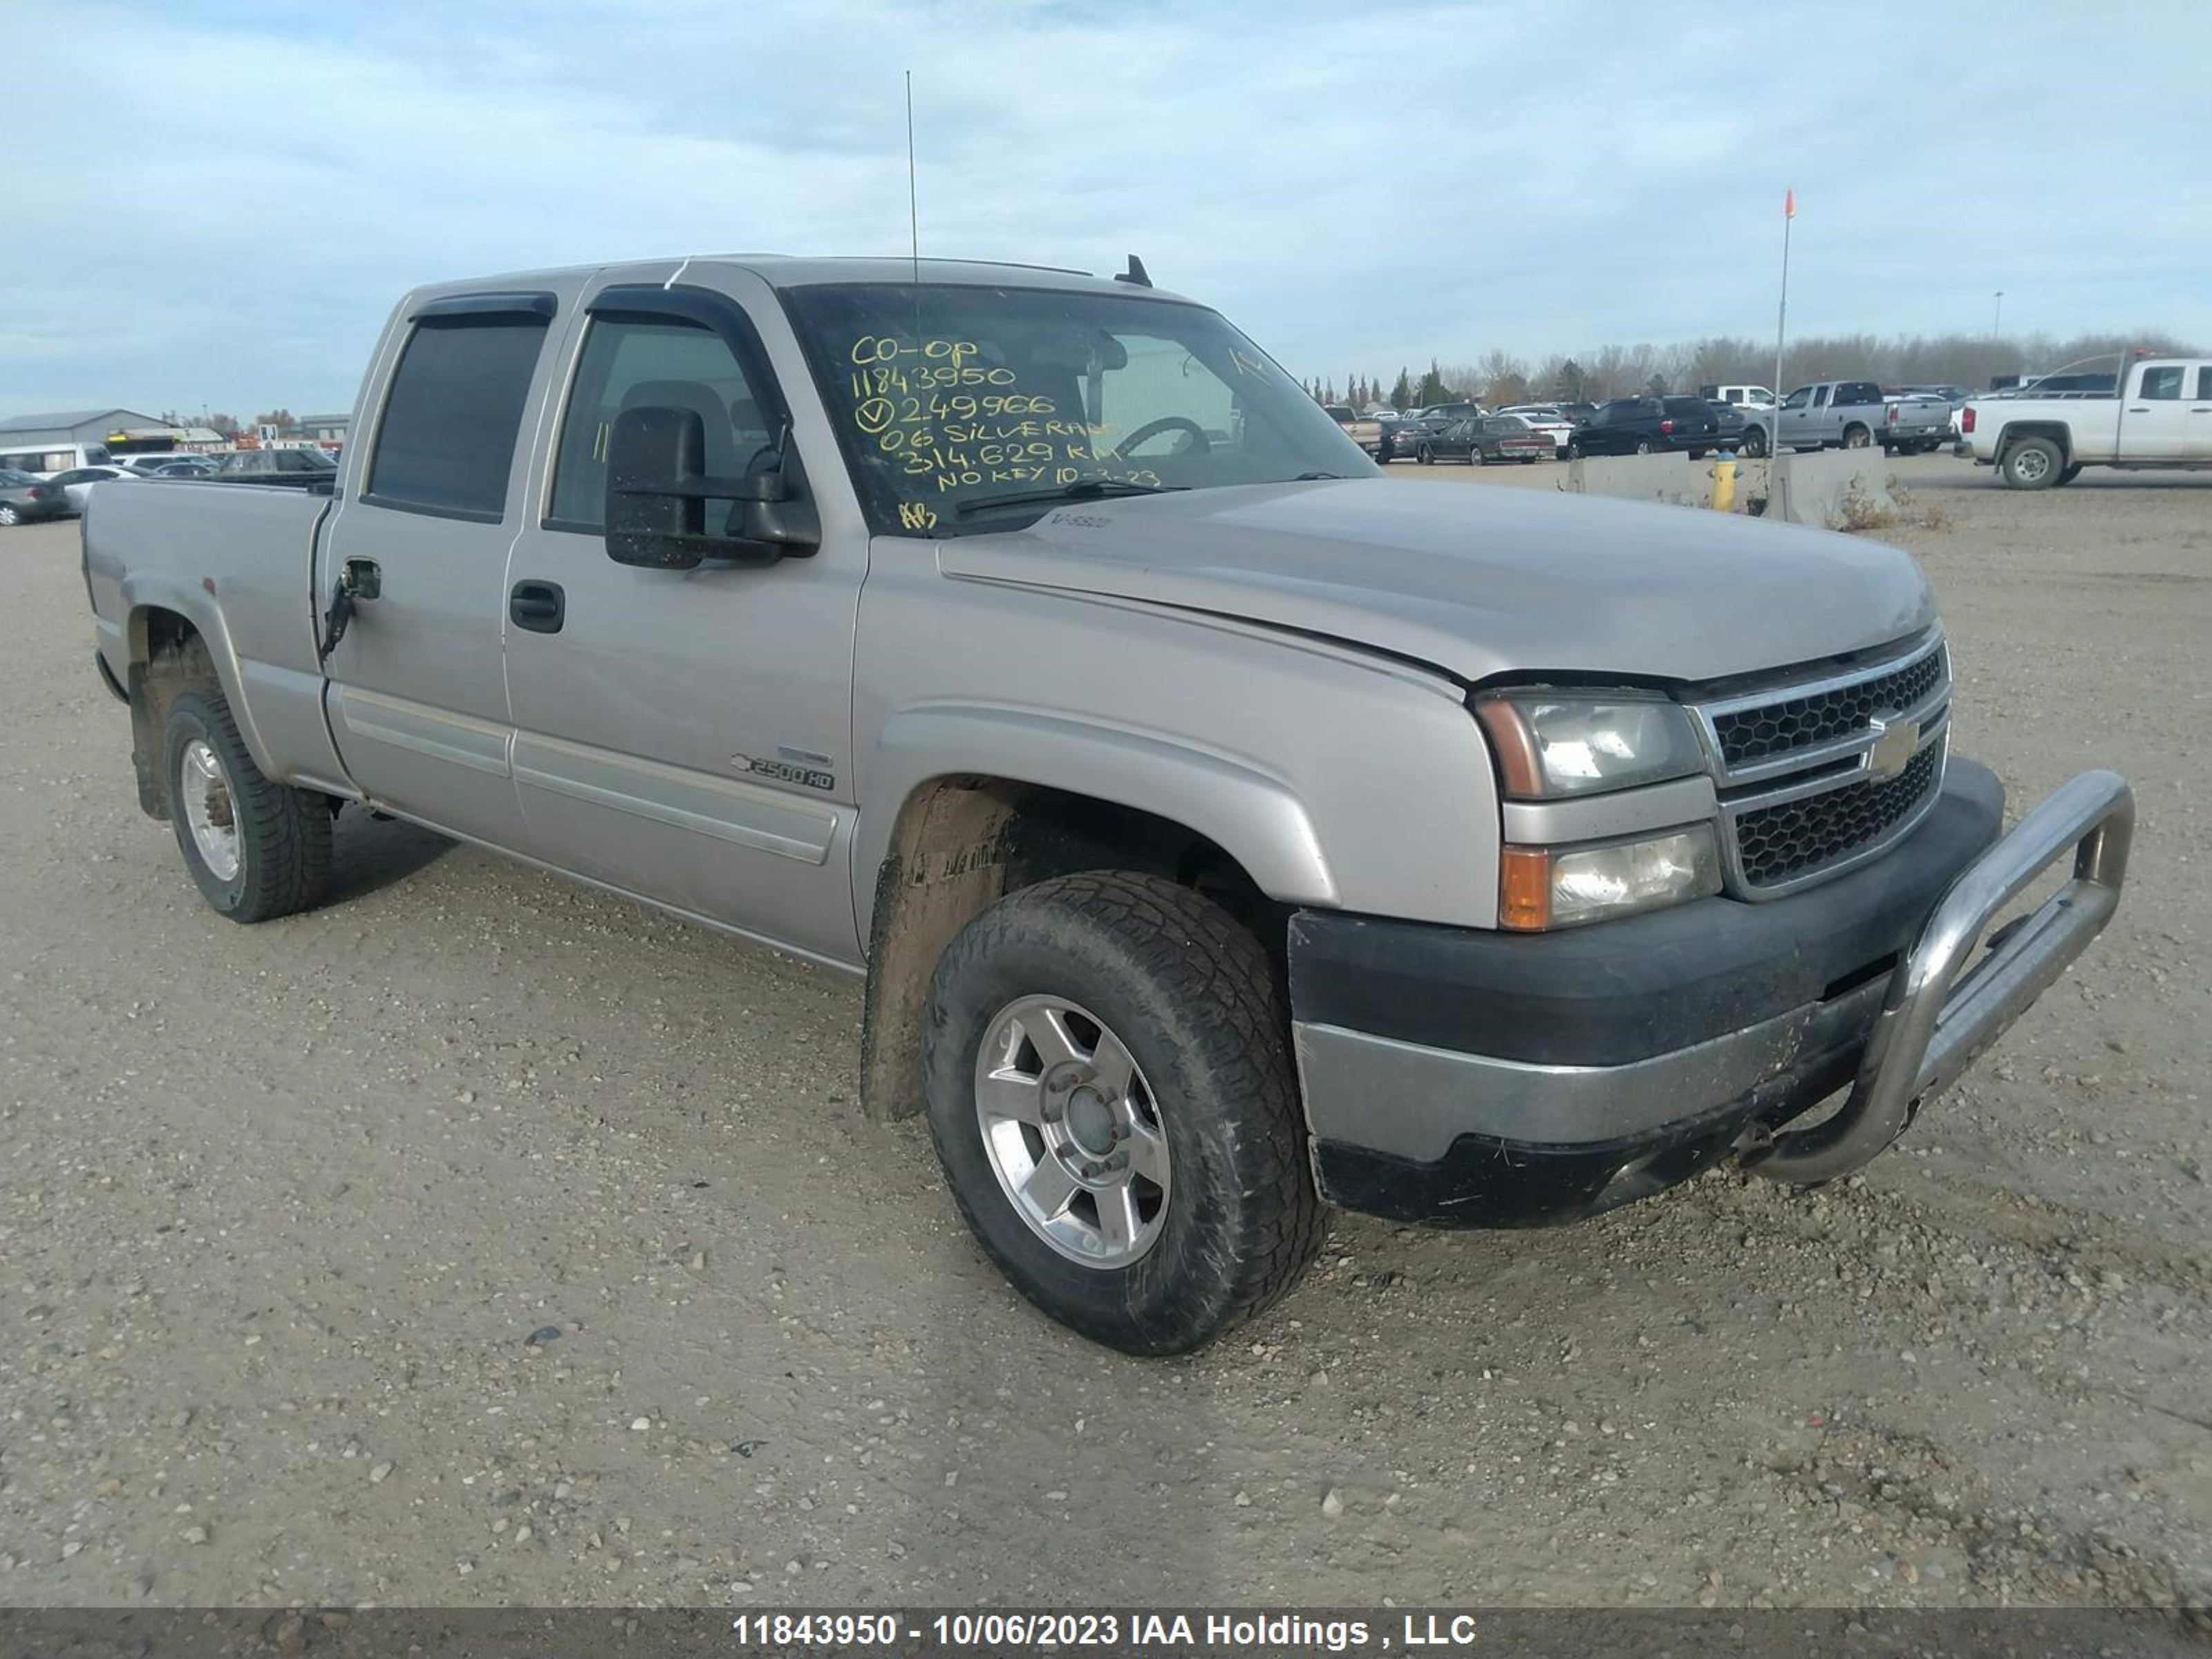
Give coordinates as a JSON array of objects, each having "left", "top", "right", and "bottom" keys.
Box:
[
  {"left": 509, "top": 579, "right": 566, "bottom": 634},
  {"left": 317, "top": 559, "right": 381, "bottom": 661}
]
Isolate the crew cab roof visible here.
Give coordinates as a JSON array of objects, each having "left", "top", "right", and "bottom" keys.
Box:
[{"left": 397, "top": 254, "right": 1199, "bottom": 308}]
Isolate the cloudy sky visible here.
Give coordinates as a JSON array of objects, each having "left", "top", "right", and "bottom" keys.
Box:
[{"left": 8, "top": 0, "right": 2208, "bottom": 420}]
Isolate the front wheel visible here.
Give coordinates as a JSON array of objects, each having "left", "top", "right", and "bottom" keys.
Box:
[
  {"left": 923, "top": 872, "right": 1323, "bottom": 1355},
  {"left": 1415, "top": 444, "right": 1434, "bottom": 465},
  {"left": 162, "top": 688, "right": 334, "bottom": 921}
]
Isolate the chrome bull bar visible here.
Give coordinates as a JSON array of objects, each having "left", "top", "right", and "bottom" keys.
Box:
[{"left": 1747, "top": 769, "right": 2134, "bottom": 1184}]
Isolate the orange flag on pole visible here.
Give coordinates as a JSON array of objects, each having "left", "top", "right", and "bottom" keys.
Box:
[{"left": 1785, "top": 188, "right": 1796, "bottom": 219}]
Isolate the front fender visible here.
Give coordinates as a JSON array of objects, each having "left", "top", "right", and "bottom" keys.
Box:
[{"left": 855, "top": 702, "right": 1336, "bottom": 937}]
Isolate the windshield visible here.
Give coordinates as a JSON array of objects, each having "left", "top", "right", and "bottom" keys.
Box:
[{"left": 781, "top": 282, "right": 1370, "bottom": 534}]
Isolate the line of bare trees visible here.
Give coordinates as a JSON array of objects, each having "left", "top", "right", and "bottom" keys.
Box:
[{"left": 1305, "top": 328, "right": 2201, "bottom": 412}]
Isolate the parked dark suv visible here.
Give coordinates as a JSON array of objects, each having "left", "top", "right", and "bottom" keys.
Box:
[{"left": 1567, "top": 396, "right": 1723, "bottom": 458}]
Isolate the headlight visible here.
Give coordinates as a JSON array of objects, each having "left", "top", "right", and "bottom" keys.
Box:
[
  {"left": 1499, "top": 825, "right": 1723, "bottom": 930},
  {"left": 1475, "top": 692, "right": 1706, "bottom": 798}
]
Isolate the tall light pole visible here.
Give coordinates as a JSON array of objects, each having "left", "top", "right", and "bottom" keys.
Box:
[{"left": 1993, "top": 291, "right": 2004, "bottom": 337}]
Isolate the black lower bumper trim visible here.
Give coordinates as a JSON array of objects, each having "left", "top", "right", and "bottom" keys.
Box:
[
  {"left": 1316, "top": 993, "right": 1870, "bottom": 1228},
  {"left": 1289, "top": 758, "right": 2004, "bottom": 1067}
]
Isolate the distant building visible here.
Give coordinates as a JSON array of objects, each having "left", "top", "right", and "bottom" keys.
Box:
[
  {"left": 0, "top": 407, "right": 169, "bottom": 471},
  {"left": 299, "top": 413, "right": 351, "bottom": 443}
]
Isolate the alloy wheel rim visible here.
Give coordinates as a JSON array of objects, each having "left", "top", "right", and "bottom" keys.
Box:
[
  {"left": 973, "top": 995, "right": 1171, "bottom": 1268},
  {"left": 180, "top": 738, "right": 241, "bottom": 881}
]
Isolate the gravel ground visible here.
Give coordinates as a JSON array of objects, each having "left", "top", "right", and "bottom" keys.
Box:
[{"left": 1, "top": 455, "right": 2206, "bottom": 1613}]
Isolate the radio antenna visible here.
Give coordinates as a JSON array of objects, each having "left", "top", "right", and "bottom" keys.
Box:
[{"left": 904, "top": 70, "right": 920, "bottom": 283}]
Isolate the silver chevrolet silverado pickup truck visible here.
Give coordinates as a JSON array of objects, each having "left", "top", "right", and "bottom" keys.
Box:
[{"left": 84, "top": 255, "right": 2134, "bottom": 1354}]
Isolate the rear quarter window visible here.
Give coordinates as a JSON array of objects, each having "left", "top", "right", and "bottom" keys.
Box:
[{"left": 366, "top": 315, "right": 549, "bottom": 520}]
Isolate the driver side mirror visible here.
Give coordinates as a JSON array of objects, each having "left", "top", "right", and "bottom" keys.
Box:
[{"left": 604, "top": 405, "right": 819, "bottom": 570}]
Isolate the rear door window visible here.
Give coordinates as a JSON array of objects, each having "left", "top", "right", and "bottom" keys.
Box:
[
  {"left": 366, "top": 315, "right": 550, "bottom": 520},
  {"left": 2138, "top": 365, "right": 2184, "bottom": 400}
]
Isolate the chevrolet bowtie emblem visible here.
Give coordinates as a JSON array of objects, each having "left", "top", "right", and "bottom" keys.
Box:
[{"left": 1865, "top": 713, "right": 1918, "bottom": 782}]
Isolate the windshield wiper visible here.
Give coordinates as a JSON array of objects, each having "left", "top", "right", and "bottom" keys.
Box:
[
  {"left": 1293, "top": 470, "right": 1351, "bottom": 480},
  {"left": 952, "top": 478, "right": 1184, "bottom": 518}
]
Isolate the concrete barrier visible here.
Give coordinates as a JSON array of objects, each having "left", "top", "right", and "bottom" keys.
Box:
[
  {"left": 1565, "top": 452, "right": 1703, "bottom": 508},
  {"left": 1765, "top": 449, "right": 1898, "bottom": 528}
]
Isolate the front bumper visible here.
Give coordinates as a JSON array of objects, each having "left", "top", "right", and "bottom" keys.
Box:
[{"left": 1288, "top": 761, "right": 2133, "bottom": 1227}]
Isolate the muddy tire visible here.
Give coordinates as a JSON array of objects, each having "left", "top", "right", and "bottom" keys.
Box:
[
  {"left": 1999, "top": 436, "right": 2063, "bottom": 490},
  {"left": 922, "top": 872, "right": 1323, "bottom": 1355},
  {"left": 162, "top": 688, "right": 333, "bottom": 922}
]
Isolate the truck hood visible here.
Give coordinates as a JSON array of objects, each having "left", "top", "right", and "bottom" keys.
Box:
[{"left": 939, "top": 478, "right": 1936, "bottom": 684}]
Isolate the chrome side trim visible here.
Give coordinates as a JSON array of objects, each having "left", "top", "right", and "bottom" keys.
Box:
[
  {"left": 335, "top": 688, "right": 510, "bottom": 778},
  {"left": 1292, "top": 999, "right": 1836, "bottom": 1163},
  {"left": 1747, "top": 769, "right": 2133, "bottom": 1184},
  {"left": 511, "top": 731, "right": 837, "bottom": 866}
]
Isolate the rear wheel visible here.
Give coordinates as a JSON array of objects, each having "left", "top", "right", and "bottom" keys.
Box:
[
  {"left": 1742, "top": 428, "right": 1768, "bottom": 458},
  {"left": 1416, "top": 444, "right": 1434, "bottom": 465},
  {"left": 161, "top": 688, "right": 333, "bottom": 921},
  {"left": 1999, "top": 436, "right": 2063, "bottom": 489},
  {"left": 0, "top": 505, "right": 20, "bottom": 527},
  {"left": 1843, "top": 424, "right": 1873, "bottom": 449},
  {"left": 1633, "top": 438, "right": 1655, "bottom": 455},
  {"left": 922, "top": 872, "right": 1323, "bottom": 1355}
]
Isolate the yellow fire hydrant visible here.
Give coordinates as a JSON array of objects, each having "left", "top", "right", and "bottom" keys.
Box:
[{"left": 1711, "top": 456, "right": 1737, "bottom": 514}]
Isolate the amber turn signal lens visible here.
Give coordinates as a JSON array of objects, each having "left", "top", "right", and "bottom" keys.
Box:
[
  {"left": 1498, "top": 846, "right": 1553, "bottom": 930},
  {"left": 1474, "top": 700, "right": 1546, "bottom": 797}
]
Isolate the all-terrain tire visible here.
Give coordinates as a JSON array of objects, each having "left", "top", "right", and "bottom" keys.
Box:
[
  {"left": 162, "top": 688, "right": 334, "bottom": 921},
  {"left": 922, "top": 871, "right": 1324, "bottom": 1355}
]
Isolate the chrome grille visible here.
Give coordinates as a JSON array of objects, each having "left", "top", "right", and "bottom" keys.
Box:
[
  {"left": 1734, "top": 744, "right": 1942, "bottom": 887},
  {"left": 1711, "top": 644, "right": 1947, "bottom": 769},
  {"left": 1694, "top": 632, "right": 1951, "bottom": 899}
]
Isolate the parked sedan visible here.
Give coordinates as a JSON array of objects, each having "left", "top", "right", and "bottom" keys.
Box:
[
  {"left": 1496, "top": 404, "right": 1577, "bottom": 456},
  {"left": 1385, "top": 413, "right": 1454, "bottom": 462},
  {"left": 46, "top": 465, "right": 142, "bottom": 514},
  {"left": 1566, "top": 395, "right": 1723, "bottom": 458},
  {"left": 122, "top": 455, "right": 220, "bottom": 478},
  {"left": 0, "top": 467, "right": 71, "bottom": 526},
  {"left": 1416, "top": 415, "right": 1554, "bottom": 465}
]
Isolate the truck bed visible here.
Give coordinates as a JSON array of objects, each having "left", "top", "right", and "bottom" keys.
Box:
[{"left": 84, "top": 477, "right": 342, "bottom": 793}]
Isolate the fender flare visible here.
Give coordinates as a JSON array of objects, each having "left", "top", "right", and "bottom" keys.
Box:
[
  {"left": 119, "top": 576, "right": 283, "bottom": 780},
  {"left": 852, "top": 702, "right": 1338, "bottom": 941}
]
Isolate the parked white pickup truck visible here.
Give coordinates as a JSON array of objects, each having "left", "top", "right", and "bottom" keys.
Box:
[
  {"left": 81, "top": 253, "right": 2135, "bottom": 1353},
  {"left": 1962, "top": 357, "right": 2212, "bottom": 487}
]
